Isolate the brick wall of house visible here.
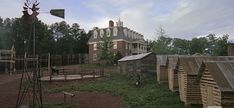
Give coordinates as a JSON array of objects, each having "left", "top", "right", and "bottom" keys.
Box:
[
  {"left": 89, "top": 44, "right": 94, "bottom": 63},
  {"left": 228, "top": 43, "right": 234, "bottom": 56},
  {"left": 89, "top": 41, "right": 133, "bottom": 64}
]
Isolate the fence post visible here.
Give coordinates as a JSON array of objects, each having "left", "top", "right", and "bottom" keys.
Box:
[{"left": 48, "top": 53, "right": 51, "bottom": 76}]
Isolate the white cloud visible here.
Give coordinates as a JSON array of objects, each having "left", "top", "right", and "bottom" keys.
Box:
[{"left": 1, "top": 0, "right": 234, "bottom": 41}]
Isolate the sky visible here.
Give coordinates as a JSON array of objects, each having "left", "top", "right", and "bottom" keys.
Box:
[{"left": 0, "top": 0, "right": 234, "bottom": 41}]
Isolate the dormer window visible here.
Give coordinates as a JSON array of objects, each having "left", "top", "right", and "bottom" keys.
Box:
[
  {"left": 106, "top": 29, "right": 111, "bottom": 37},
  {"left": 94, "top": 30, "right": 98, "bottom": 39},
  {"left": 128, "top": 31, "right": 131, "bottom": 39},
  {"left": 100, "top": 29, "right": 104, "bottom": 38},
  {"left": 113, "top": 27, "right": 118, "bottom": 36},
  {"left": 124, "top": 29, "right": 128, "bottom": 37}
]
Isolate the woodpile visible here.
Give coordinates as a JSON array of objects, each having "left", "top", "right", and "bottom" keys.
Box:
[
  {"left": 156, "top": 55, "right": 168, "bottom": 84},
  {"left": 198, "top": 61, "right": 234, "bottom": 108}
]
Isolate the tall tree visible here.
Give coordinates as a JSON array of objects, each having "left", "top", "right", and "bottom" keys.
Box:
[
  {"left": 172, "top": 38, "right": 190, "bottom": 54},
  {"left": 152, "top": 27, "right": 173, "bottom": 54},
  {"left": 206, "top": 34, "right": 228, "bottom": 56},
  {"left": 190, "top": 37, "right": 208, "bottom": 55},
  {"left": 0, "top": 17, "right": 3, "bottom": 26},
  {"left": 97, "top": 33, "right": 114, "bottom": 64}
]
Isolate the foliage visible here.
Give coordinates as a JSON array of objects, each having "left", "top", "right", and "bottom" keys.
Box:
[
  {"left": 0, "top": 16, "right": 90, "bottom": 55},
  {"left": 190, "top": 37, "right": 208, "bottom": 54},
  {"left": 97, "top": 33, "right": 114, "bottom": 64},
  {"left": 151, "top": 27, "right": 229, "bottom": 56},
  {"left": 48, "top": 73, "right": 201, "bottom": 108},
  {"left": 172, "top": 38, "right": 190, "bottom": 54},
  {"left": 152, "top": 27, "right": 173, "bottom": 54},
  {"left": 113, "top": 51, "right": 123, "bottom": 64},
  {"left": 206, "top": 34, "right": 228, "bottom": 56}
]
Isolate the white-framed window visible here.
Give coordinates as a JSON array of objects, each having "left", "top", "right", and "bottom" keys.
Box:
[
  {"left": 94, "top": 30, "right": 98, "bottom": 39},
  {"left": 128, "top": 31, "right": 131, "bottom": 39},
  {"left": 113, "top": 27, "right": 118, "bottom": 36},
  {"left": 106, "top": 28, "right": 111, "bottom": 37},
  {"left": 93, "top": 53, "right": 97, "bottom": 61},
  {"left": 113, "top": 41, "right": 117, "bottom": 49},
  {"left": 124, "top": 29, "right": 128, "bottom": 37},
  {"left": 132, "top": 32, "right": 135, "bottom": 39},
  {"left": 100, "top": 29, "right": 104, "bottom": 38},
  {"left": 93, "top": 44, "right": 97, "bottom": 51}
]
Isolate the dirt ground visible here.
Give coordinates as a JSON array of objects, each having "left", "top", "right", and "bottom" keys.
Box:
[{"left": 0, "top": 65, "right": 124, "bottom": 108}]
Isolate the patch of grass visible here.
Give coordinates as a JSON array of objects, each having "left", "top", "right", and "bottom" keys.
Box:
[{"left": 48, "top": 73, "right": 201, "bottom": 108}]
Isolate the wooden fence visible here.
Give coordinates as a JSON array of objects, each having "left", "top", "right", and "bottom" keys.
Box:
[{"left": 12, "top": 53, "right": 88, "bottom": 71}]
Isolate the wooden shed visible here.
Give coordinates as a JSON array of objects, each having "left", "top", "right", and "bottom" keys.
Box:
[
  {"left": 177, "top": 56, "right": 234, "bottom": 105},
  {"left": 118, "top": 52, "right": 156, "bottom": 76},
  {"left": 198, "top": 61, "right": 234, "bottom": 108},
  {"left": 156, "top": 55, "right": 168, "bottom": 84},
  {"left": 167, "top": 55, "right": 179, "bottom": 92}
]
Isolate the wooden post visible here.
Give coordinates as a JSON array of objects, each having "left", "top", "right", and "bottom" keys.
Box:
[{"left": 48, "top": 53, "right": 51, "bottom": 75}]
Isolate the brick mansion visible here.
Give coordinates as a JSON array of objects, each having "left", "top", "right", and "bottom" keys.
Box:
[{"left": 88, "top": 19, "right": 147, "bottom": 63}]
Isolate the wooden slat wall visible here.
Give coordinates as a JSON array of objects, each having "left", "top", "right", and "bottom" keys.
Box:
[
  {"left": 168, "top": 68, "right": 178, "bottom": 92},
  {"left": 157, "top": 66, "right": 168, "bottom": 83},
  {"left": 178, "top": 65, "right": 186, "bottom": 102},
  {"left": 221, "top": 91, "right": 234, "bottom": 108},
  {"left": 200, "top": 68, "right": 222, "bottom": 108},
  {"left": 186, "top": 75, "right": 202, "bottom": 104},
  {"left": 178, "top": 64, "right": 202, "bottom": 105}
]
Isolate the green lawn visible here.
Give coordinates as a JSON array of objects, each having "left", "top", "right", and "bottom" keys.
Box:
[{"left": 48, "top": 73, "right": 201, "bottom": 108}]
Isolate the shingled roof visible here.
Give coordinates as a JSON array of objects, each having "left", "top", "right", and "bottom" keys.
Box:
[
  {"left": 157, "top": 55, "right": 168, "bottom": 66},
  {"left": 118, "top": 52, "right": 152, "bottom": 62},
  {"left": 198, "top": 61, "right": 234, "bottom": 92},
  {"left": 179, "top": 56, "right": 234, "bottom": 75}
]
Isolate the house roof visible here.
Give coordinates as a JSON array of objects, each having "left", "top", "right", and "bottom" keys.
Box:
[
  {"left": 179, "top": 56, "right": 234, "bottom": 75},
  {"left": 118, "top": 52, "right": 152, "bottom": 62},
  {"left": 88, "top": 26, "right": 145, "bottom": 43},
  {"left": 198, "top": 61, "right": 234, "bottom": 92}
]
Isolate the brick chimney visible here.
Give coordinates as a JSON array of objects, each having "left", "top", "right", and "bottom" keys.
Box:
[
  {"left": 228, "top": 43, "right": 234, "bottom": 56},
  {"left": 109, "top": 20, "right": 114, "bottom": 27}
]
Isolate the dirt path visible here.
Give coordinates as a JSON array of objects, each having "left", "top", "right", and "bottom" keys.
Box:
[
  {"left": 0, "top": 74, "right": 21, "bottom": 108},
  {"left": 0, "top": 69, "right": 124, "bottom": 108}
]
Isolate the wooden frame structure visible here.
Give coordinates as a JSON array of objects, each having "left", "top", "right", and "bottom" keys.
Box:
[
  {"left": 0, "top": 46, "right": 15, "bottom": 73},
  {"left": 198, "top": 61, "right": 234, "bottom": 108},
  {"left": 177, "top": 56, "right": 234, "bottom": 105},
  {"left": 118, "top": 52, "right": 156, "bottom": 76},
  {"left": 156, "top": 55, "right": 168, "bottom": 84},
  {"left": 167, "top": 55, "right": 179, "bottom": 92}
]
